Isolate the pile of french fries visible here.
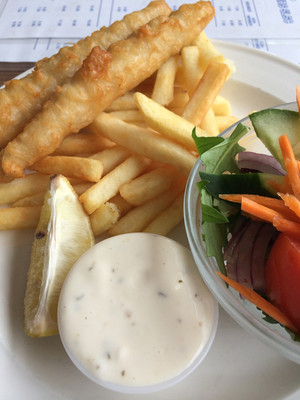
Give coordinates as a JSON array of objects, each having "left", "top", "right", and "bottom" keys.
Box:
[{"left": 0, "top": 3, "right": 237, "bottom": 239}]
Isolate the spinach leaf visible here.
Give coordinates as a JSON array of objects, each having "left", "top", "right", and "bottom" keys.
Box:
[
  {"left": 200, "top": 123, "right": 248, "bottom": 174},
  {"left": 192, "top": 127, "right": 224, "bottom": 157},
  {"left": 193, "top": 123, "right": 249, "bottom": 272}
]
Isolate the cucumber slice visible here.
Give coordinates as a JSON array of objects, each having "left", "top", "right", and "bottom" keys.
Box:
[
  {"left": 249, "top": 109, "right": 300, "bottom": 167},
  {"left": 199, "top": 171, "right": 283, "bottom": 198}
]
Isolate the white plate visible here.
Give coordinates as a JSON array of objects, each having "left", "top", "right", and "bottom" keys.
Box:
[{"left": 1, "top": 42, "right": 300, "bottom": 400}]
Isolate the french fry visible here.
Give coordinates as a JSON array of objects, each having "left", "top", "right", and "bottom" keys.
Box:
[
  {"left": 0, "top": 173, "right": 50, "bottom": 205},
  {"left": 212, "top": 95, "right": 232, "bottom": 116},
  {"left": 32, "top": 156, "right": 104, "bottom": 183},
  {"left": 151, "top": 55, "right": 179, "bottom": 106},
  {"left": 105, "top": 92, "right": 137, "bottom": 111},
  {"left": 167, "top": 87, "right": 189, "bottom": 109},
  {"left": 200, "top": 107, "right": 219, "bottom": 136},
  {"left": 89, "top": 145, "right": 131, "bottom": 175},
  {"left": 13, "top": 181, "right": 94, "bottom": 207},
  {"left": 168, "top": 107, "right": 185, "bottom": 116},
  {"left": 53, "top": 131, "right": 113, "bottom": 156},
  {"left": 108, "top": 177, "right": 186, "bottom": 236},
  {"left": 12, "top": 192, "right": 45, "bottom": 207},
  {"left": 216, "top": 115, "right": 238, "bottom": 133},
  {"left": 144, "top": 191, "right": 184, "bottom": 235},
  {"left": 193, "top": 31, "right": 235, "bottom": 77},
  {"left": 120, "top": 165, "right": 178, "bottom": 206},
  {"left": 182, "top": 60, "right": 230, "bottom": 126},
  {"left": 79, "top": 155, "right": 151, "bottom": 215},
  {"left": 66, "top": 177, "right": 88, "bottom": 186},
  {"left": 90, "top": 112, "right": 197, "bottom": 177},
  {"left": 0, "top": 206, "right": 41, "bottom": 230},
  {"left": 143, "top": 160, "right": 166, "bottom": 173},
  {"left": 127, "top": 121, "right": 148, "bottom": 129},
  {"left": 181, "top": 45, "right": 202, "bottom": 96},
  {"left": 72, "top": 182, "right": 94, "bottom": 195},
  {"left": 134, "top": 92, "right": 206, "bottom": 150},
  {"left": 110, "top": 194, "right": 134, "bottom": 216},
  {"left": 108, "top": 110, "right": 144, "bottom": 123},
  {"left": 174, "top": 64, "right": 186, "bottom": 87},
  {"left": 90, "top": 202, "right": 120, "bottom": 237},
  {"left": 193, "top": 31, "right": 224, "bottom": 69}
]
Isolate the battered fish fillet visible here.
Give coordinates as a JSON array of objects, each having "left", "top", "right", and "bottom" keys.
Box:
[
  {"left": 1, "top": 1, "right": 215, "bottom": 179},
  {"left": 0, "top": 0, "right": 171, "bottom": 148}
]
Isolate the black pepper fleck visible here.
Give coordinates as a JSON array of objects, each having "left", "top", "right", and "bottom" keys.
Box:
[
  {"left": 35, "top": 231, "right": 45, "bottom": 239},
  {"left": 158, "top": 291, "right": 167, "bottom": 297},
  {"left": 88, "top": 263, "right": 95, "bottom": 271},
  {"left": 121, "top": 370, "right": 126, "bottom": 376}
]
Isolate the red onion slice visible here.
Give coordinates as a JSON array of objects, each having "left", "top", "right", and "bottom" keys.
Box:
[
  {"left": 224, "top": 219, "right": 248, "bottom": 281},
  {"left": 237, "top": 151, "right": 286, "bottom": 175},
  {"left": 251, "top": 223, "right": 278, "bottom": 294},
  {"left": 236, "top": 221, "right": 263, "bottom": 289}
]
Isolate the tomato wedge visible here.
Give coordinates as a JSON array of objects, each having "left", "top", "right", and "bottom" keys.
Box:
[{"left": 265, "top": 233, "right": 300, "bottom": 332}]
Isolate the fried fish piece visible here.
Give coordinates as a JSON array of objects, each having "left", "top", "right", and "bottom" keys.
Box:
[
  {"left": 0, "top": 0, "right": 171, "bottom": 149},
  {"left": 1, "top": 1, "right": 215, "bottom": 179}
]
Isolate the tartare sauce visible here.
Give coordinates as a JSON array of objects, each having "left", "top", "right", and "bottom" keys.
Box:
[{"left": 58, "top": 233, "right": 216, "bottom": 388}]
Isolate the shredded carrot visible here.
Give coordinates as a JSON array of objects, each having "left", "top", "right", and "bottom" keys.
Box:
[
  {"left": 278, "top": 134, "right": 300, "bottom": 199},
  {"left": 219, "top": 193, "right": 243, "bottom": 203},
  {"left": 220, "top": 193, "right": 300, "bottom": 222},
  {"left": 241, "top": 197, "right": 283, "bottom": 224},
  {"left": 272, "top": 215, "right": 300, "bottom": 239},
  {"left": 222, "top": 195, "right": 300, "bottom": 239},
  {"left": 267, "top": 175, "right": 292, "bottom": 194},
  {"left": 216, "top": 271, "right": 298, "bottom": 332},
  {"left": 278, "top": 192, "right": 300, "bottom": 219}
]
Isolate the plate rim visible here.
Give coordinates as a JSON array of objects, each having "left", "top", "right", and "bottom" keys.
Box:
[{"left": 1, "top": 40, "right": 300, "bottom": 399}]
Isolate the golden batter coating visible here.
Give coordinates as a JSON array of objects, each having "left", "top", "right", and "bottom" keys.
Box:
[
  {"left": 0, "top": 0, "right": 171, "bottom": 149},
  {"left": 1, "top": 1, "right": 214, "bottom": 179}
]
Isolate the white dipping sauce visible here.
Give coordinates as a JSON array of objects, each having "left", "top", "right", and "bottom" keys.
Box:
[{"left": 58, "top": 233, "right": 216, "bottom": 389}]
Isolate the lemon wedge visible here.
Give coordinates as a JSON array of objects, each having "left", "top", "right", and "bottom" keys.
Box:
[{"left": 24, "top": 174, "right": 95, "bottom": 337}]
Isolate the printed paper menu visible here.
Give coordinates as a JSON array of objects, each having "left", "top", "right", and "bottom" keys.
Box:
[{"left": 0, "top": 0, "right": 299, "bottom": 63}]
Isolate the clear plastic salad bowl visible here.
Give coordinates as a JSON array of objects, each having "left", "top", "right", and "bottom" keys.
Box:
[{"left": 184, "top": 102, "right": 300, "bottom": 364}]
